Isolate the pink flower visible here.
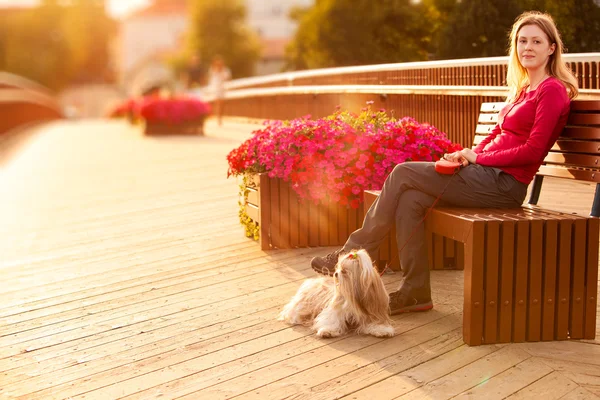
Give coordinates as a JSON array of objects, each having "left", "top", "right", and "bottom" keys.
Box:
[{"left": 226, "top": 108, "right": 460, "bottom": 208}]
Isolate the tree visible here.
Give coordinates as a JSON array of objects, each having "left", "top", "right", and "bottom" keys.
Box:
[
  {"left": 62, "top": 0, "right": 116, "bottom": 83},
  {"left": 285, "top": 0, "right": 437, "bottom": 70},
  {"left": 435, "top": 0, "right": 522, "bottom": 59},
  {"left": 523, "top": 0, "right": 600, "bottom": 53},
  {"left": 434, "top": 0, "right": 600, "bottom": 59},
  {"left": 0, "top": 0, "right": 115, "bottom": 90},
  {"left": 186, "top": 0, "right": 261, "bottom": 78},
  {"left": 2, "top": 1, "right": 73, "bottom": 90}
]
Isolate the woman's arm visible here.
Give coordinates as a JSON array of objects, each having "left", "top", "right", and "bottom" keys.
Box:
[{"left": 474, "top": 84, "right": 567, "bottom": 167}]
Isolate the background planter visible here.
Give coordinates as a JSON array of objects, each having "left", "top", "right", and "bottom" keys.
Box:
[
  {"left": 144, "top": 116, "right": 206, "bottom": 135},
  {"left": 244, "top": 173, "right": 364, "bottom": 250}
]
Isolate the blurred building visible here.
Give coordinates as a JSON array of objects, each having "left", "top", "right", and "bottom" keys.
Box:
[
  {"left": 115, "top": 0, "right": 187, "bottom": 93},
  {"left": 115, "top": 0, "right": 314, "bottom": 87},
  {"left": 247, "top": 0, "right": 313, "bottom": 75}
]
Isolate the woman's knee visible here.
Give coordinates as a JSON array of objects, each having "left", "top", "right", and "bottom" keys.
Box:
[
  {"left": 391, "top": 162, "right": 410, "bottom": 176},
  {"left": 396, "top": 189, "right": 436, "bottom": 219},
  {"left": 388, "top": 162, "right": 412, "bottom": 184},
  {"left": 389, "top": 161, "right": 433, "bottom": 185}
]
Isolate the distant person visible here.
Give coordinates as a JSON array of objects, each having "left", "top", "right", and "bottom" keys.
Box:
[
  {"left": 207, "top": 55, "right": 231, "bottom": 125},
  {"left": 185, "top": 54, "right": 206, "bottom": 89}
]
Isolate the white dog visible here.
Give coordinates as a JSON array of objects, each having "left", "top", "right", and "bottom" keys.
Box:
[{"left": 279, "top": 249, "right": 394, "bottom": 338}]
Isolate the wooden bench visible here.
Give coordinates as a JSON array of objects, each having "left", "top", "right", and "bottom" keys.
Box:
[{"left": 364, "top": 99, "right": 600, "bottom": 346}]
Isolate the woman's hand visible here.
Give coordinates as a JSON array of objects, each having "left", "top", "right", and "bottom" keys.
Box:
[
  {"left": 442, "top": 151, "right": 469, "bottom": 167},
  {"left": 459, "top": 148, "right": 478, "bottom": 165}
]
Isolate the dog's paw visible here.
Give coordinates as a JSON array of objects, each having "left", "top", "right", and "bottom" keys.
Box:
[
  {"left": 367, "top": 324, "right": 395, "bottom": 337},
  {"left": 316, "top": 328, "right": 341, "bottom": 338}
]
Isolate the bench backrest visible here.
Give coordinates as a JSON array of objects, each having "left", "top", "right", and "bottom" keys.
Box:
[{"left": 473, "top": 99, "right": 600, "bottom": 216}]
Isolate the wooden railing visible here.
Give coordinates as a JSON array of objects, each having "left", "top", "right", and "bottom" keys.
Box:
[
  {"left": 0, "top": 73, "right": 63, "bottom": 134},
  {"left": 213, "top": 53, "right": 600, "bottom": 147},
  {"left": 226, "top": 53, "right": 600, "bottom": 90}
]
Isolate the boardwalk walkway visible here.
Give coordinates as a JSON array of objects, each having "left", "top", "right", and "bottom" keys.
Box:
[{"left": 1, "top": 118, "right": 599, "bottom": 399}]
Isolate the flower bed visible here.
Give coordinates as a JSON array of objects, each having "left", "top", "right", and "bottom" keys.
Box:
[
  {"left": 228, "top": 103, "right": 462, "bottom": 244},
  {"left": 107, "top": 96, "right": 211, "bottom": 135}
]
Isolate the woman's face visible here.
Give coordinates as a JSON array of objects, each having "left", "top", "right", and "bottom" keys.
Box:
[{"left": 517, "top": 24, "right": 556, "bottom": 73}]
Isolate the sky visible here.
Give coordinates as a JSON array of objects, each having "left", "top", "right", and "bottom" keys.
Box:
[{"left": 0, "top": 0, "right": 150, "bottom": 19}]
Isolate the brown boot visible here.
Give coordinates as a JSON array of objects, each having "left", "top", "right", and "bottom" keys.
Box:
[
  {"left": 389, "top": 290, "right": 433, "bottom": 315},
  {"left": 310, "top": 249, "right": 346, "bottom": 276}
]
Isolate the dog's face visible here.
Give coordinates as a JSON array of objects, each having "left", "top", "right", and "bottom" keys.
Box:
[
  {"left": 333, "top": 256, "right": 362, "bottom": 297},
  {"left": 333, "top": 250, "right": 390, "bottom": 322}
]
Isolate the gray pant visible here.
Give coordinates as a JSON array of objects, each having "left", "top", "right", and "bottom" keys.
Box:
[{"left": 342, "top": 162, "right": 528, "bottom": 298}]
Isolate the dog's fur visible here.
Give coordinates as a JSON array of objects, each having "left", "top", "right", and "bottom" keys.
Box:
[{"left": 278, "top": 249, "right": 394, "bottom": 338}]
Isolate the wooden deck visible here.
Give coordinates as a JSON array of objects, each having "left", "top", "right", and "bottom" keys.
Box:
[{"left": 0, "top": 118, "right": 599, "bottom": 399}]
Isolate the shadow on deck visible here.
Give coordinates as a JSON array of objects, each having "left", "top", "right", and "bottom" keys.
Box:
[{"left": 0, "top": 118, "right": 599, "bottom": 399}]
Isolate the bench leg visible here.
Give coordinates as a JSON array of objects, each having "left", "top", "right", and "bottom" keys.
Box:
[{"left": 463, "top": 222, "right": 485, "bottom": 346}]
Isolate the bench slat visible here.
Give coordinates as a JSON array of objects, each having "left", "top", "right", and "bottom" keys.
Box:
[
  {"left": 472, "top": 134, "right": 487, "bottom": 144},
  {"left": 431, "top": 206, "right": 588, "bottom": 221},
  {"left": 528, "top": 220, "right": 544, "bottom": 342},
  {"left": 570, "top": 219, "right": 587, "bottom": 339},
  {"left": 483, "top": 221, "right": 500, "bottom": 344},
  {"left": 480, "top": 102, "right": 506, "bottom": 112},
  {"left": 463, "top": 222, "right": 485, "bottom": 346},
  {"left": 568, "top": 113, "right": 600, "bottom": 125},
  {"left": 478, "top": 113, "right": 499, "bottom": 124},
  {"left": 556, "top": 220, "right": 572, "bottom": 340},
  {"left": 541, "top": 220, "right": 558, "bottom": 341},
  {"left": 513, "top": 221, "right": 529, "bottom": 342},
  {"left": 537, "top": 165, "right": 600, "bottom": 183},
  {"left": 499, "top": 221, "right": 515, "bottom": 343},
  {"left": 543, "top": 152, "right": 600, "bottom": 168},
  {"left": 562, "top": 126, "right": 600, "bottom": 140},
  {"left": 551, "top": 139, "right": 600, "bottom": 154},
  {"left": 585, "top": 218, "right": 600, "bottom": 339},
  {"left": 571, "top": 100, "right": 600, "bottom": 111},
  {"left": 475, "top": 125, "right": 496, "bottom": 135}
]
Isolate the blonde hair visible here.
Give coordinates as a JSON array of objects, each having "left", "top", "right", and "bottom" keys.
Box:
[{"left": 506, "top": 11, "right": 578, "bottom": 102}]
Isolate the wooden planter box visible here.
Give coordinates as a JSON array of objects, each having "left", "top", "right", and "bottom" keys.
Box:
[
  {"left": 144, "top": 116, "right": 206, "bottom": 135},
  {"left": 244, "top": 174, "right": 364, "bottom": 250}
]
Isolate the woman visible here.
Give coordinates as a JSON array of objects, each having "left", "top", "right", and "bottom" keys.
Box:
[
  {"left": 207, "top": 55, "right": 231, "bottom": 125},
  {"left": 311, "top": 11, "right": 578, "bottom": 315}
]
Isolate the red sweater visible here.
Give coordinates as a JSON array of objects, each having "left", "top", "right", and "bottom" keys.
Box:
[{"left": 473, "top": 77, "right": 570, "bottom": 184}]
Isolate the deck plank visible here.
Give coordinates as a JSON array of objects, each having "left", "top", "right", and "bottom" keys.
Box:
[{"left": 505, "top": 371, "right": 579, "bottom": 399}]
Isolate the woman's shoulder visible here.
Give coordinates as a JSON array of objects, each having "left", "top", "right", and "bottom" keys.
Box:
[
  {"left": 540, "top": 77, "right": 568, "bottom": 94},
  {"left": 537, "top": 77, "right": 570, "bottom": 103}
]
